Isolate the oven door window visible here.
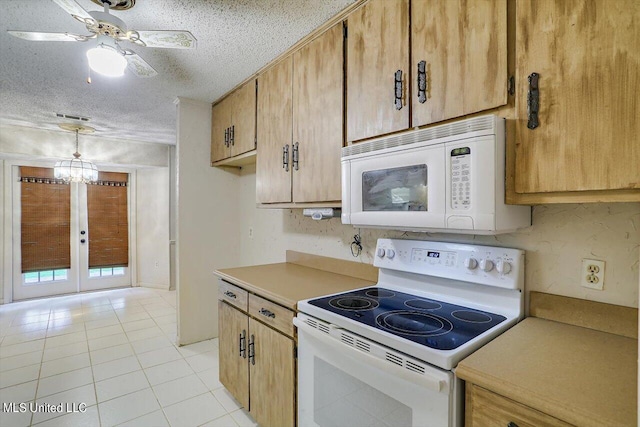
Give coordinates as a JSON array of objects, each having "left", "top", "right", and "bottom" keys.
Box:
[
  {"left": 313, "top": 357, "right": 412, "bottom": 427},
  {"left": 362, "top": 165, "right": 428, "bottom": 211}
]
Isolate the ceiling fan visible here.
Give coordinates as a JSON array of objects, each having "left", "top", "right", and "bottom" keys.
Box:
[{"left": 7, "top": 0, "right": 197, "bottom": 78}]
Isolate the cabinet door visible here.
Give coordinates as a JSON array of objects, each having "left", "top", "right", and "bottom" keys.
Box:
[
  {"left": 211, "top": 99, "right": 231, "bottom": 163},
  {"left": 412, "top": 0, "right": 507, "bottom": 127},
  {"left": 248, "top": 318, "right": 295, "bottom": 427},
  {"left": 230, "top": 80, "right": 257, "bottom": 157},
  {"left": 347, "top": 0, "right": 409, "bottom": 142},
  {"left": 515, "top": 0, "right": 640, "bottom": 193},
  {"left": 292, "top": 23, "right": 343, "bottom": 203},
  {"left": 218, "top": 301, "right": 249, "bottom": 410},
  {"left": 256, "top": 57, "right": 293, "bottom": 203}
]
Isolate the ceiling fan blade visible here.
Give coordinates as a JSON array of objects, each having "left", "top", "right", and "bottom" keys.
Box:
[
  {"left": 129, "top": 30, "right": 197, "bottom": 49},
  {"left": 51, "top": 0, "right": 95, "bottom": 24},
  {"left": 7, "top": 31, "right": 92, "bottom": 42},
  {"left": 125, "top": 52, "right": 158, "bottom": 78}
]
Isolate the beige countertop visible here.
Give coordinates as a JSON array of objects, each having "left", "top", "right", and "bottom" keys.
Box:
[
  {"left": 456, "top": 316, "right": 638, "bottom": 427},
  {"left": 214, "top": 253, "right": 376, "bottom": 310}
]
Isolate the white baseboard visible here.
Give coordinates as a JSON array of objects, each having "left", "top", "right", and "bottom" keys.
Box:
[{"left": 138, "top": 282, "right": 170, "bottom": 290}]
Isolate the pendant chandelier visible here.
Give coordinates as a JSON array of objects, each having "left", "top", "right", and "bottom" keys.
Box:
[{"left": 54, "top": 124, "right": 99, "bottom": 183}]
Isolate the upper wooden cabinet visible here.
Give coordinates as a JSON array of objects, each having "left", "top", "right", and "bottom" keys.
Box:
[
  {"left": 346, "top": 0, "right": 508, "bottom": 142},
  {"left": 514, "top": 0, "right": 640, "bottom": 195},
  {"left": 256, "top": 57, "right": 293, "bottom": 204},
  {"left": 211, "top": 80, "right": 256, "bottom": 164},
  {"left": 411, "top": 0, "right": 508, "bottom": 127},
  {"left": 292, "top": 23, "right": 343, "bottom": 203},
  {"left": 257, "top": 23, "right": 344, "bottom": 205},
  {"left": 346, "top": 0, "right": 410, "bottom": 142}
]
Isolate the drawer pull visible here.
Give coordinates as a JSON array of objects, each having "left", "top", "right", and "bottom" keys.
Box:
[
  {"left": 507, "top": 422, "right": 519, "bottom": 427},
  {"left": 239, "top": 329, "right": 247, "bottom": 358},
  {"left": 259, "top": 308, "right": 276, "bottom": 319},
  {"left": 224, "top": 290, "right": 237, "bottom": 299}
]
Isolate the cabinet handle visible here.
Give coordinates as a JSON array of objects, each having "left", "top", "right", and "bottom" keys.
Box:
[
  {"left": 248, "top": 334, "right": 255, "bottom": 365},
  {"left": 239, "top": 329, "right": 247, "bottom": 358},
  {"left": 259, "top": 308, "right": 276, "bottom": 319},
  {"left": 507, "top": 423, "right": 519, "bottom": 427},
  {"left": 417, "top": 60, "right": 427, "bottom": 104},
  {"left": 283, "top": 144, "right": 290, "bottom": 172},
  {"left": 292, "top": 142, "right": 299, "bottom": 171},
  {"left": 223, "top": 290, "right": 236, "bottom": 299},
  {"left": 224, "top": 128, "right": 229, "bottom": 147},
  {"left": 394, "top": 69, "right": 403, "bottom": 110},
  {"left": 527, "top": 72, "right": 540, "bottom": 129},
  {"left": 230, "top": 125, "right": 235, "bottom": 146}
]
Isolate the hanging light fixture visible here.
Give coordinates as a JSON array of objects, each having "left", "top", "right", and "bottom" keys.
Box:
[{"left": 54, "top": 124, "right": 99, "bottom": 183}]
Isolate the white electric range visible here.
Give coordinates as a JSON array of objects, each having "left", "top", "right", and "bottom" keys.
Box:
[{"left": 294, "top": 238, "right": 524, "bottom": 427}]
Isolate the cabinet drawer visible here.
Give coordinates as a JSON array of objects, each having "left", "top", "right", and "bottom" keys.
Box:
[
  {"left": 466, "top": 384, "right": 573, "bottom": 427},
  {"left": 249, "top": 294, "right": 294, "bottom": 337},
  {"left": 218, "top": 280, "right": 248, "bottom": 312}
]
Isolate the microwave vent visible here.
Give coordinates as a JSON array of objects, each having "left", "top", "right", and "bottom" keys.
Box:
[{"left": 342, "top": 115, "right": 497, "bottom": 157}]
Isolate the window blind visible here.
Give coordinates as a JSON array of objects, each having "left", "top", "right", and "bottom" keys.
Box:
[
  {"left": 87, "top": 172, "right": 129, "bottom": 268},
  {"left": 20, "top": 167, "right": 71, "bottom": 273}
]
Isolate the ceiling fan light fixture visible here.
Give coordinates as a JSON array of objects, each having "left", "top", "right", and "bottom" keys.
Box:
[{"left": 86, "top": 42, "right": 127, "bottom": 77}]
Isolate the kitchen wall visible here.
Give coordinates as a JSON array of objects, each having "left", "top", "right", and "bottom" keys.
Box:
[
  {"left": 136, "top": 168, "right": 171, "bottom": 289},
  {"left": 237, "top": 164, "right": 640, "bottom": 309},
  {"left": 175, "top": 98, "right": 241, "bottom": 345}
]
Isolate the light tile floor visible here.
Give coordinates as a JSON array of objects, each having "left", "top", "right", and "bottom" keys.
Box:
[{"left": 0, "top": 287, "right": 259, "bottom": 427}]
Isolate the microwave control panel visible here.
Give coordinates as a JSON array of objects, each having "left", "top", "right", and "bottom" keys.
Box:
[{"left": 450, "top": 147, "right": 471, "bottom": 210}]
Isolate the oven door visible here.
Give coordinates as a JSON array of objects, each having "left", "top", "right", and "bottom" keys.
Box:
[
  {"left": 342, "top": 143, "right": 446, "bottom": 230},
  {"left": 295, "top": 316, "right": 458, "bottom": 427}
]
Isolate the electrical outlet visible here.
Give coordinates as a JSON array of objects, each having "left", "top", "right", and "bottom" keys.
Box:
[{"left": 580, "top": 259, "right": 605, "bottom": 290}]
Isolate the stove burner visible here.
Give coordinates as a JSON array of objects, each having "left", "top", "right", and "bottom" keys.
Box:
[
  {"left": 329, "top": 296, "right": 379, "bottom": 311},
  {"left": 376, "top": 311, "right": 453, "bottom": 336},
  {"left": 365, "top": 289, "right": 395, "bottom": 298},
  {"left": 404, "top": 299, "right": 442, "bottom": 310},
  {"left": 451, "top": 310, "right": 492, "bottom": 323}
]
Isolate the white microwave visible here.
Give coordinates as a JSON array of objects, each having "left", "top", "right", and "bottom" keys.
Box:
[{"left": 341, "top": 115, "right": 531, "bottom": 234}]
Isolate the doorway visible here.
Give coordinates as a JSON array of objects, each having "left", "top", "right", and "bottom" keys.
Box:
[{"left": 11, "top": 166, "right": 132, "bottom": 301}]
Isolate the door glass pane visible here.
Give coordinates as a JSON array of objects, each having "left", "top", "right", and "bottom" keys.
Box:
[
  {"left": 112, "top": 267, "right": 125, "bottom": 276},
  {"left": 39, "top": 270, "right": 54, "bottom": 282},
  {"left": 24, "top": 272, "right": 39, "bottom": 284},
  {"left": 313, "top": 357, "right": 412, "bottom": 427},
  {"left": 89, "top": 268, "right": 101, "bottom": 278},
  {"left": 54, "top": 270, "right": 68, "bottom": 280},
  {"left": 101, "top": 268, "right": 113, "bottom": 277},
  {"left": 362, "top": 165, "right": 428, "bottom": 211}
]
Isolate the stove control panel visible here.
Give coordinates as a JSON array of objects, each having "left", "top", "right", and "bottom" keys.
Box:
[{"left": 374, "top": 238, "right": 524, "bottom": 290}]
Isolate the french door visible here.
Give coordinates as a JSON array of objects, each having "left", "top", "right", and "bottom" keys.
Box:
[{"left": 12, "top": 166, "right": 131, "bottom": 301}]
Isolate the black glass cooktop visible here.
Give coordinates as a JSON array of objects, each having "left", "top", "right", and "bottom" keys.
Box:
[{"left": 308, "top": 287, "right": 506, "bottom": 350}]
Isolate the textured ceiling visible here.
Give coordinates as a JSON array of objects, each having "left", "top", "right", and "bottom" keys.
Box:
[{"left": 0, "top": 0, "right": 355, "bottom": 144}]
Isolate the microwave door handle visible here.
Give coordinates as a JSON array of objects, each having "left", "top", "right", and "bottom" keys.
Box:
[{"left": 293, "top": 317, "right": 444, "bottom": 393}]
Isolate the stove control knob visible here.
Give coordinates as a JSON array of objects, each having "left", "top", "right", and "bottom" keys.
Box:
[
  {"left": 377, "top": 248, "right": 386, "bottom": 258},
  {"left": 464, "top": 258, "right": 478, "bottom": 270},
  {"left": 386, "top": 249, "right": 396, "bottom": 259},
  {"left": 496, "top": 260, "right": 512, "bottom": 275},
  {"left": 479, "top": 259, "right": 494, "bottom": 272}
]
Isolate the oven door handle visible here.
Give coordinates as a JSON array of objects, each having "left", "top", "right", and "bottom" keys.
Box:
[{"left": 294, "top": 318, "right": 444, "bottom": 393}]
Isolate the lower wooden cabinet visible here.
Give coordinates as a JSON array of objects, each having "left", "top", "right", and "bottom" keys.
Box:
[
  {"left": 465, "top": 383, "right": 573, "bottom": 427},
  {"left": 218, "top": 297, "right": 296, "bottom": 427}
]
